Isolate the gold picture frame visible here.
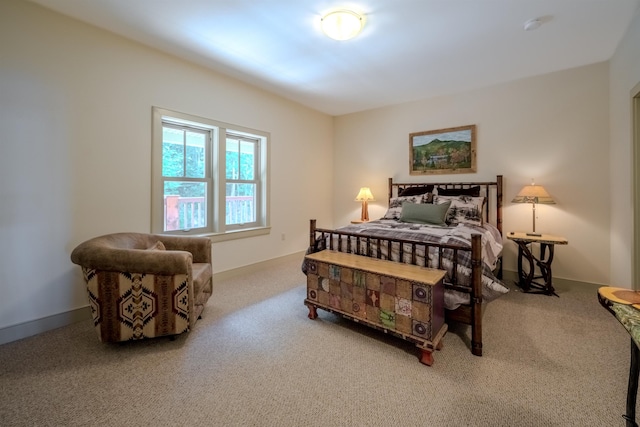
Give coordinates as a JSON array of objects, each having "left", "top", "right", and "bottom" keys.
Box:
[{"left": 409, "top": 124, "right": 477, "bottom": 175}]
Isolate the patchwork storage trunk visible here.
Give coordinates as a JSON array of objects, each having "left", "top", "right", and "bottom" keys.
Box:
[{"left": 304, "top": 250, "right": 447, "bottom": 366}]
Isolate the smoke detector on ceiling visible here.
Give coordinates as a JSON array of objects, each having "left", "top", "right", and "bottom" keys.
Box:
[{"left": 523, "top": 18, "right": 542, "bottom": 31}]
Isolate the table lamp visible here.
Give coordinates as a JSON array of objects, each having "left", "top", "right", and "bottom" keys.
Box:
[
  {"left": 355, "top": 187, "right": 374, "bottom": 222},
  {"left": 511, "top": 180, "right": 555, "bottom": 236}
]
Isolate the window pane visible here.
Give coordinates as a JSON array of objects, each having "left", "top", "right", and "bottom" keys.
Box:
[
  {"left": 226, "top": 183, "right": 256, "bottom": 225},
  {"left": 239, "top": 141, "right": 255, "bottom": 180},
  {"left": 164, "top": 181, "right": 207, "bottom": 231},
  {"left": 162, "top": 127, "right": 184, "bottom": 177},
  {"left": 226, "top": 139, "right": 239, "bottom": 179},
  {"left": 185, "top": 131, "right": 205, "bottom": 178}
]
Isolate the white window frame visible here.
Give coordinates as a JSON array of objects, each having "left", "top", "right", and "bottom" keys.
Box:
[
  {"left": 224, "top": 132, "right": 261, "bottom": 231},
  {"left": 152, "top": 107, "right": 270, "bottom": 242}
]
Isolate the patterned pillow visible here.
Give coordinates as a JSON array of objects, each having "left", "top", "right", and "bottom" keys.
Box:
[
  {"left": 434, "top": 195, "right": 485, "bottom": 226},
  {"left": 382, "top": 195, "right": 424, "bottom": 220},
  {"left": 398, "top": 185, "right": 435, "bottom": 197},
  {"left": 436, "top": 186, "right": 481, "bottom": 197}
]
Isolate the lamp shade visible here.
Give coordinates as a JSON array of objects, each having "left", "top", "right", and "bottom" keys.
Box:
[
  {"left": 511, "top": 184, "right": 555, "bottom": 204},
  {"left": 321, "top": 10, "right": 364, "bottom": 41},
  {"left": 355, "top": 187, "right": 374, "bottom": 201}
]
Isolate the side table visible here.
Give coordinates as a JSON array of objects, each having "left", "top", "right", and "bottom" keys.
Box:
[
  {"left": 598, "top": 286, "right": 640, "bottom": 427},
  {"left": 507, "top": 232, "right": 568, "bottom": 296}
]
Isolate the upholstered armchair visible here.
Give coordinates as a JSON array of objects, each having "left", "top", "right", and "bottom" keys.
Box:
[{"left": 70, "top": 232, "right": 212, "bottom": 342}]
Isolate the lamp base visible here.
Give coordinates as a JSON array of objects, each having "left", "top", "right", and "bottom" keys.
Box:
[
  {"left": 361, "top": 201, "right": 369, "bottom": 222},
  {"left": 526, "top": 232, "right": 542, "bottom": 237}
]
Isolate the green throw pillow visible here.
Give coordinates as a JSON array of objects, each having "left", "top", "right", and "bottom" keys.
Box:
[{"left": 399, "top": 201, "right": 451, "bottom": 225}]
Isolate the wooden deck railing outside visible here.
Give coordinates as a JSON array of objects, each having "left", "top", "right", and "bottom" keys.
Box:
[{"left": 164, "top": 195, "right": 254, "bottom": 231}]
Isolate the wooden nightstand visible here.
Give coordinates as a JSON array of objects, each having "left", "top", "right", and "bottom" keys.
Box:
[{"left": 507, "top": 232, "right": 568, "bottom": 296}]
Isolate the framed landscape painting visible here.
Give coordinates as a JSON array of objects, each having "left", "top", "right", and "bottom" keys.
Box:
[{"left": 409, "top": 124, "right": 477, "bottom": 175}]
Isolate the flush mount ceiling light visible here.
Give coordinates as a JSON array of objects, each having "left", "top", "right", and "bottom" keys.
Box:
[{"left": 321, "top": 10, "right": 365, "bottom": 41}]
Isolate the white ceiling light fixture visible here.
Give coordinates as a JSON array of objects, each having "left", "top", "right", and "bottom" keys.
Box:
[{"left": 321, "top": 10, "right": 365, "bottom": 41}]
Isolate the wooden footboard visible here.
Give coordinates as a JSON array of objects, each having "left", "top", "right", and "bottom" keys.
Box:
[
  {"left": 447, "top": 233, "right": 483, "bottom": 356},
  {"left": 309, "top": 219, "right": 484, "bottom": 356}
]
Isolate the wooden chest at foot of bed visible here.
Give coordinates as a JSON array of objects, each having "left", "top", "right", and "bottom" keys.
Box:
[{"left": 304, "top": 250, "right": 447, "bottom": 366}]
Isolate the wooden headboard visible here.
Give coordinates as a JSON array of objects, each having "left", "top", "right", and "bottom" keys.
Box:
[{"left": 388, "top": 175, "right": 503, "bottom": 235}]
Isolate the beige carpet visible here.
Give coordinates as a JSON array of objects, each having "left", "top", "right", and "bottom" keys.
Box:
[{"left": 0, "top": 256, "right": 633, "bottom": 426}]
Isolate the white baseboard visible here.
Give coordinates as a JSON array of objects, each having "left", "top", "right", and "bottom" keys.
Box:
[
  {"left": 212, "top": 251, "right": 306, "bottom": 281},
  {"left": 501, "top": 269, "right": 604, "bottom": 289},
  {"left": 0, "top": 251, "right": 306, "bottom": 346},
  {"left": 0, "top": 260, "right": 601, "bottom": 346},
  {"left": 0, "top": 306, "right": 92, "bottom": 346}
]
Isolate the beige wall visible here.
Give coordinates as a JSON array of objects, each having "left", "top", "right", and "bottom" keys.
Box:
[
  {"left": 609, "top": 8, "right": 640, "bottom": 288},
  {"left": 333, "top": 63, "right": 611, "bottom": 285},
  {"left": 0, "top": 0, "right": 333, "bottom": 332}
]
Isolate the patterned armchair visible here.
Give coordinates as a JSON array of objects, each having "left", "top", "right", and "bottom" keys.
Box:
[{"left": 70, "top": 232, "right": 212, "bottom": 342}]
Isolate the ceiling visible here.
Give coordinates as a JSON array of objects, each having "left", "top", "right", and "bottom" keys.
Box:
[{"left": 30, "top": 0, "right": 640, "bottom": 116}]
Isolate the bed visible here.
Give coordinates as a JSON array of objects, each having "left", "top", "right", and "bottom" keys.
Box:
[{"left": 305, "top": 175, "right": 508, "bottom": 356}]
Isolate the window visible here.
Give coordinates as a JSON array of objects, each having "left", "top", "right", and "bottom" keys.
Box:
[
  {"left": 161, "top": 124, "right": 210, "bottom": 232},
  {"left": 152, "top": 107, "right": 269, "bottom": 241},
  {"left": 225, "top": 134, "right": 259, "bottom": 227}
]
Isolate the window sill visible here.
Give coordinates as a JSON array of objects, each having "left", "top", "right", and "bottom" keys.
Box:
[{"left": 207, "top": 226, "right": 271, "bottom": 243}]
